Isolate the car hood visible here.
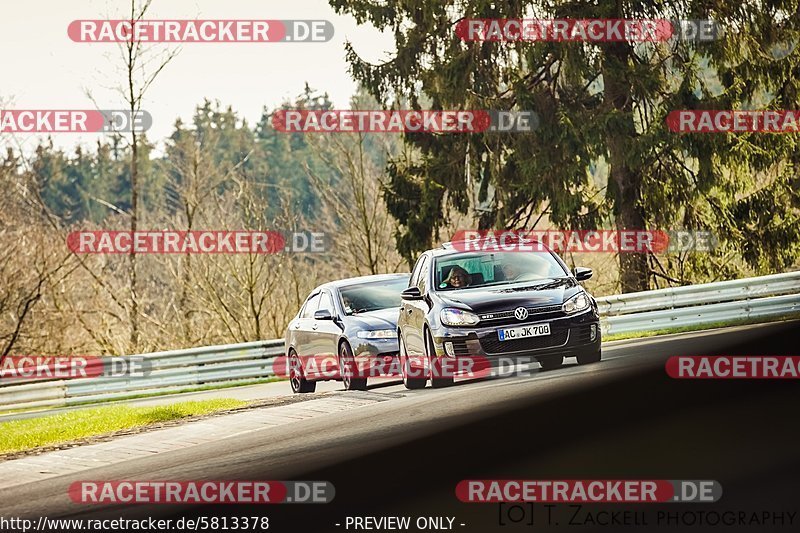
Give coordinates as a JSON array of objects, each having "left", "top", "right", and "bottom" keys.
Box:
[
  {"left": 347, "top": 307, "right": 400, "bottom": 330},
  {"left": 438, "top": 278, "right": 580, "bottom": 313}
]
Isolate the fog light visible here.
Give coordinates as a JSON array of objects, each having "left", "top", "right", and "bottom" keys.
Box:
[
  {"left": 444, "top": 341, "right": 455, "bottom": 357},
  {"left": 590, "top": 324, "right": 597, "bottom": 341}
]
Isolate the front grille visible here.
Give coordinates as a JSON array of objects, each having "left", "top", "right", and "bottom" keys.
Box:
[
  {"left": 480, "top": 329, "right": 569, "bottom": 354},
  {"left": 479, "top": 305, "right": 564, "bottom": 324}
]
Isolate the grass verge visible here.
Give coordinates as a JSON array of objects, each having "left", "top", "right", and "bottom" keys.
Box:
[
  {"left": 0, "top": 398, "right": 248, "bottom": 454},
  {"left": 0, "top": 377, "right": 282, "bottom": 417},
  {"left": 604, "top": 314, "right": 800, "bottom": 342}
]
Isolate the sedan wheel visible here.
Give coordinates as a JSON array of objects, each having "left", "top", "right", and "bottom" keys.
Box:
[
  {"left": 289, "top": 352, "right": 316, "bottom": 393},
  {"left": 399, "top": 335, "right": 426, "bottom": 390},
  {"left": 577, "top": 349, "right": 602, "bottom": 365},
  {"left": 339, "top": 342, "right": 367, "bottom": 391}
]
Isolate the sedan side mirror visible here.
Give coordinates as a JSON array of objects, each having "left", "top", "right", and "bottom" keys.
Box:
[
  {"left": 573, "top": 267, "right": 593, "bottom": 281},
  {"left": 314, "top": 309, "right": 334, "bottom": 320},
  {"left": 401, "top": 286, "right": 423, "bottom": 300}
]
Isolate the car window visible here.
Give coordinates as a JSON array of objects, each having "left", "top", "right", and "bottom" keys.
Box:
[
  {"left": 435, "top": 251, "right": 568, "bottom": 290},
  {"left": 300, "top": 293, "right": 321, "bottom": 318},
  {"left": 339, "top": 277, "right": 410, "bottom": 315},
  {"left": 318, "top": 291, "right": 334, "bottom": 315}
]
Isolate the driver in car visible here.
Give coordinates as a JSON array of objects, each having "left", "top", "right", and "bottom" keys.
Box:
[{"left": 443, "top": 265, "right": 471, "bottom": 288}]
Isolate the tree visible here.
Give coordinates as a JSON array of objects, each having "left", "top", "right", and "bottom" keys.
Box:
[
  {"left": 88, "top": 0, "right": 179, "bottom": 349},
  {"left": 331, "top": 0, "right": 800, "bottom": 292},
  {"left": 304, "top": 88, "right": 405, "bottom": 275}
]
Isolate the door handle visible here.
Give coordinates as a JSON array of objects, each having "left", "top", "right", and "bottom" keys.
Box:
[
  {"left": 293, "top": 323, "right": 300, "bottom": 329},
  {"left": 312, "top": 323, "right": 319, "bottom": 330}
]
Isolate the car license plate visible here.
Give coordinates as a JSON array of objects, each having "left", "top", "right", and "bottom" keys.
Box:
[{"left": 498, "top": 323, "right": 551, "bottom": 341}]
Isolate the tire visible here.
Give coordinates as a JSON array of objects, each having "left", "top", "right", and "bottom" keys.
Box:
[
  {"left": 538, "top": 354, "right": 564, "bottom": 371},
  {"left": 289, "top": 352, "right": 316, "bottom": 393},
  {"left": 426, "top": 330, "right": 454, "bottom": 388},
  {"left": 577, "top": 348, "right": 602, "bottom": 365},
  {"left": 399, "top": 334, "right": 426, "bottom": 390},
  {"left": 339, "top": 342, "right": 367, "bottom": 391}
]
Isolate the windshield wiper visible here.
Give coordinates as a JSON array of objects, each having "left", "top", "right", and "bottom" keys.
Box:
[{"left": 498, "top": 277, "right": 572, "bottom": 292}]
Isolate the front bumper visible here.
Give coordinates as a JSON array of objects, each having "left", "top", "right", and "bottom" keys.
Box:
[
  {"left": 352, "top": 338, "right": 400, "bottom": 377},
  {"left": 430, "top": 308, "right": 600, "bottom": 365}
]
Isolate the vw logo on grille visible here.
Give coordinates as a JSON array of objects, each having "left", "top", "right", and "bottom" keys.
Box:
[{"left": 514, "top": 307, "right": 529, "bottom": 320}]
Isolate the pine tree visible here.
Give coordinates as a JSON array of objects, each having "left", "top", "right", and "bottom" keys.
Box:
[{"left": 330, "top": 0, "right": 800, "bottom": 291}]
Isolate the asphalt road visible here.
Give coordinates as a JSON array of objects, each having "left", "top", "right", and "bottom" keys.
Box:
[{"left": 1, "top": 320, "right": 798, "bottom": 532}]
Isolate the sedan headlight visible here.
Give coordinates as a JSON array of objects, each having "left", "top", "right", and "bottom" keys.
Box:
[
  {"left": 357, "top": 329, "right": 397, "bottom": 339},
  {"left": 440, "top": 308, "right": 480, "bottom": 326},
  {"left": 563, "top": 291, "right": 590, "bottom": 314}
]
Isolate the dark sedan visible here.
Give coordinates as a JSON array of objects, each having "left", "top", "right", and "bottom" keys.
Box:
[
  {"left": 396, "top": 244, "right": 601, "bottom": 389},
  {"left": 285, "top": 273, "right": 410, "bottom": 393}
]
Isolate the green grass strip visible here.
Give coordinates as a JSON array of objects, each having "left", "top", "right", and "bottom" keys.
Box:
[
  {"left": 604, "top": 314, "right": 800, "bottom": 342},
  {"left": 0, "top": 398, "right": 248, "bottom": 454}
]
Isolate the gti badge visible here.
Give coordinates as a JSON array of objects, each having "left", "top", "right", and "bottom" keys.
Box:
[{"left": 514, "top": 307, "right": 529, "bottom": 320}]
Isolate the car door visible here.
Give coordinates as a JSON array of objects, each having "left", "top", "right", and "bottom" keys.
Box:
[
  {"left": 294, "top": 292, "right": 321, "bottom": 377},
  {"left": 310, "top": 290, "right": 341, "bottom": 379},
  {"left": 404, "top": 254, "right": 430, "bottom": 357}
]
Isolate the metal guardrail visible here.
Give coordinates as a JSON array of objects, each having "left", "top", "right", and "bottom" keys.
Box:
[
  {"left": 1, "top": 271, "right": 799, "bottom": 414},
  {"left": 596, "top": 271, "right": 800, "bottom": 335},
  {"left": 0, "top": 340, "right": 285, "bottom": 412}
]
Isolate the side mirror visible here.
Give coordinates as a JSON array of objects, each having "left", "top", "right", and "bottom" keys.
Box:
[
  {"left": 573, "top": 267, "right": 593, "bottom": 281},
  {"left": 314, "top": 309, "right": 334, "bottom": 320},
  {"left": 401, "top": 286, "right": 423, "bottom": 300}
]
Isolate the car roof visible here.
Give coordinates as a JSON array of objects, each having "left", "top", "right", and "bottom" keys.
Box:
[{"left": 314, "top": 272, "right": 411, "bottom": 292}]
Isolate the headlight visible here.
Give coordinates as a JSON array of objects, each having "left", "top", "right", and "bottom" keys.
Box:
[
  {"left": 440, "top": 308, "right": 480, "bottom": 326},
  {"left": 563, "top": 291, "right": 590, "bottom": 314},
  {"left": 357, "top": 329, "right": 397, "bottom": 339}
]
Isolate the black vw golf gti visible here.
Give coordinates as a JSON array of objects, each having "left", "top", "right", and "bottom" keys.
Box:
[{"left": 396, "top": 244, "right": 601, "bottom": 389}]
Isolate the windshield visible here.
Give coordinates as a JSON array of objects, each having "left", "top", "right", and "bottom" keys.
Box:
[
  {"left": 434, "top": 252, "right": 568, "bottom": 291},
  {"left": 339, "top": 277, "right": 410, "bottom": 315}
]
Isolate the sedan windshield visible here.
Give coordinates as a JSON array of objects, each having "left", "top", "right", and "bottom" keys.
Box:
[
  {"left": 435, "top": 251, "right": 568, "bottom": 291},
  {"left": 339, "top": 278, "right": 410, "bottom": 315}
]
